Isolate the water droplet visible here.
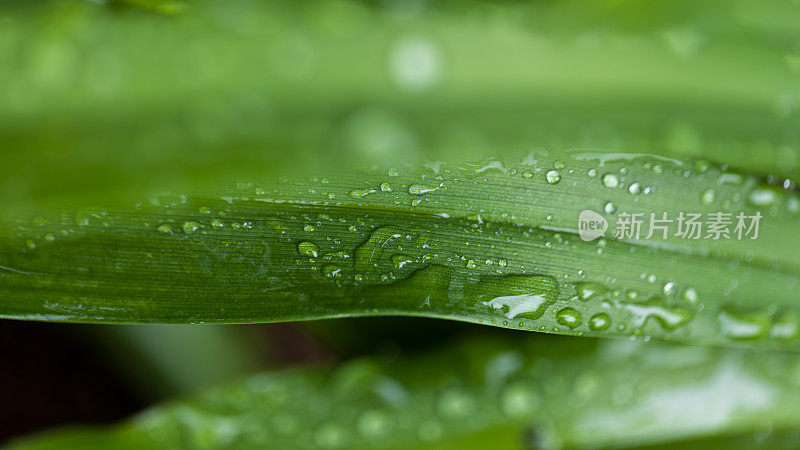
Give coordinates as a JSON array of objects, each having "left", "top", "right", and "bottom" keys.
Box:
[
  {"left": 556, "top": 307, "right": 581, "bottom": 329},
  {"left": 602, "top": 174, "right": 619, "bottom": 188},
  {"left": 700, "top": 189, "right": 715, "bottom": 204},
  {"left": 522, "top": 171, "right": 534, "bottom": 179},
  {"left": 478, "top": 274, "right": 558, "bottom": 320},
  {"left": 589, "top": 313, "right": 611, "bottom": 331},
  {"left": 603, "top": 202, "right": 616, "bottom": 214},
  {"left": 391, "top": 254, "right": 414, "bottom": 269},
  {"left": 349, "top": 188, "right": 375, "bottom": 198},
  {"left": 628, "top": 183, "right": 641, "bottom": 195},
  {"left": 211, "top": 219, "right": 224, "bottom": 228},
  {"left": 388, "top": 168, "right": 399, "bottom": 177},
  {"left": 408, "top": 184, "right": 438, "bottom": 195},
  {"left": 719, "top": 307, "right": 770, "bottom": 340},
  {"left": 718, "top": 173, "right": 744, "bottom": 185},
  {"left": 323, "top": 265, "right": 343, "bottom": 278},
  {"left": 157, "top": 224, "right": 173, "bottom": 234},
  {"left": 663, "top": 282, "right": 677, "bottom": 296},
  {"left": 304, "top": 224, "right": 316, "bottom": 232},
  {"left": 545, "top": 170, "right": 561, "bottom": 184},
  {"left": 354, "top": 227, "right": 404, "bottom": 272},
  {"left": 380, "top": 182, "right": 392, "bottom": 192},
  {"left": 694, "top": 160, "right": 710, "bottom": 173},
  {"left": 748, "top": 186, "right": 779, "bottom": 207},
  {"left": 298, "top": 241, "right": 319, "bottom": 258},
  {"left": 771, "top": 312, "right": 800, "bottom": 341},
  {"left": 683, "top": 287, "right": 698, "bottom": 303},
  {"left": 182, "top": 221, "right": 200, "bottom": 235},
  {"left": 573, "top": 282, "right": 608, "bottom": 301},
  {"left": 622, "top": 298, "right": 692, "bottom": 330},
  {"left": 587, "top": 168, "right": 597, "bottom": 177}
]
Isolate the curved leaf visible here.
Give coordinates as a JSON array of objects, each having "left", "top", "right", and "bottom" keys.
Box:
[{"left": 1, "top": 153, "right": 798, "bottom": 350}]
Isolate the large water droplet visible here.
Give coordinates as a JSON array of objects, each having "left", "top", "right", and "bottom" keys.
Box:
[
  {"left": 475, "top": 274, "right": 558, "bottom": 320},
  {"left": 602, "top": 174, "right": 619, "bottom": 188},
  {"left": 589, "top": 313, "right": 611, "bottom": 331},
  {"left": 719, "top": 307, "right": 770, "bottom": 340},
  {"left": 621, "top": 298, "right": 692, "bottom": 330},
  {"left": 556, "top": 307, "right": 581, "bottom": 329}
]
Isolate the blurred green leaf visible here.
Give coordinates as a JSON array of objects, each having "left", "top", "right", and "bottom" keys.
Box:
[
  {"left": 1, "top": 0, "right": 799, "bottom": 212},
  {"left": 9, "top": 334, "right": 800, "bottom": 449},
  {"left": 84, "top": 324, "right": 263, "bottom": 398}
]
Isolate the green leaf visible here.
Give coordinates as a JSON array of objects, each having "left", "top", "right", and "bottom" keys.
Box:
[
  {"left": 9, "top": 334, "right": 800, "bottom": 449},
  {"left": 1, "top": 0, "right": 799, "bottom": 212},
  {"left": 1, "top": 153, "right": 799, "bottom": 350}
]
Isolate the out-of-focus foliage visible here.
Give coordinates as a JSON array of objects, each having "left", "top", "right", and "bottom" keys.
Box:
[
  {"left": 10, "top": 335, "right": 800, "bottom": 449},
  {"left": 0, "top": 0, "right": 799, "bottom": 211}
]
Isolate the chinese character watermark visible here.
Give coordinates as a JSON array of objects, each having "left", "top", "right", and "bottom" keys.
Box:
[{"left": 578, "top": 210, "right": 761, "bottom": 242}]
